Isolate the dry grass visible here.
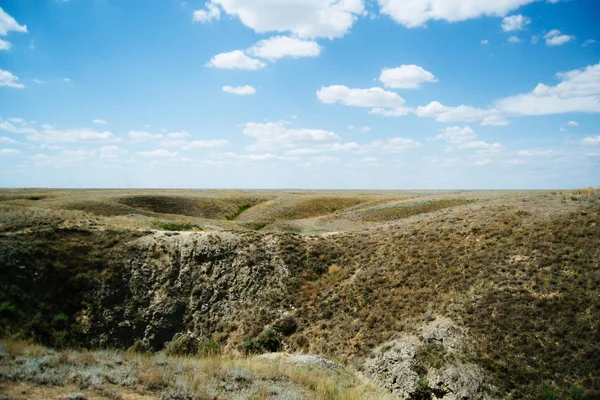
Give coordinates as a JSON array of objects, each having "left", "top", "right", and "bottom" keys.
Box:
[{"left": 0, "top": 339, "right": 393, "bottom": 400}]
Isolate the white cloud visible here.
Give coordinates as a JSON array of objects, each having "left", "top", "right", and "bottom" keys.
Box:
[
  {"left": 501, "top": 14, "right": 531, "bottom": 31},
  {"left": 247, "top": 36, "right": 322, "bottom": 60},
  {"left": 193, "top": 3, "right": 221, "bottom": 23},
  {"left": 377, "top": 0, "right": 538, "bottom": 28},
  {"left": 63, "top": 78, "right": 71, "bottom": 82},
  {"left": 582, "top": 39, "right": 596, "bottom": 47},
  {"left": 379, "top": 65, "right": 437, "bottom": 89},
  {"left": 161, "top": 139, "right": 228, "bottom": 150},
  {"left": 0, "top": 136, "right": 17, "bottom": 144},
  {"left": 436, "top": 126, "right": 477, "bottom": 143},
  {"left": 0, "top": 120, "right": 38, "bottom": 134},
  {"left": 8, "top": 117, "right": 24, "bottom": 123},
  {"left": 475, "top": 158, "right": 493, "bottom": 166},
  {"left": 496, "top": 62, "right": 600, "bottom": 115},
  {"left": 28, "top": 127, "right": 119, "bottom": 143},
  {"left": 481, "top": 39, "right": 489, "bottom": 45},
  {"left": 167, "top": 131, "right": 191, "bottom": 139},
  {"left": 0, "top": 38, "right": 11, "bottom": 50},
  {"left": 99, "top": 145, "right": 127, "bottom": 159},
  {"left": 416, "top": 101, "right": 509, "bottom": 126},
  {"left": 369, "top": 137, "right": 421, "bottom": 153},
  {"left": 205, "top": 0, "right": 364, "bottom": 39},
  {"left": 582, "top": 136, "right": 600, "bottom": 145},
  {"left": 544, "top": 29, "right": 574, "bottom": 46},
  {"left": 129, "top": 131, "right": 163, "bottom": 141},
  {"left": 436, "top": 126, "right": 503, "bottom": 153},
  {"left": 93, "top": 119, "right": 107, "bottom": 124},
  {"left": 508, "top": 36, "right": 521, "bottom": 43},
  {"left": 361, "top": 126, "right": 372, "bottom": 132},
  {"left": 222, "top": 85, "right": 256, "bottom": 95},
  {"left": 286, "top": 142, "right": 360, "bottom": 155},
  {"left": 568, "top": 120, "right": 579, "bottom": 127},
  {"left": 218, "top": 152, "right": 299, "bottom": 162},
  {"left": 138, "top": 149, "right": 178, "bottom": 158},
  {"left": 0, "top": 148, "right": 20, "bottom": 155},
  {"left": 317, "top": 85, "right": 409, "bottom": 116},
  {"left": 0, "top": 7, "right": 27, "bottom": 35},
  {"left": 33, "top": 79, "right": 44, "bottom": 84},
  {"left": 207, "top": 50, "right": 266, "bottom": 70},
  {"left": 0, "top": 69, "right": 24, "bottom": 88},
  {"left": 243, "top": 121, "right": 340, "bottom": 152}
]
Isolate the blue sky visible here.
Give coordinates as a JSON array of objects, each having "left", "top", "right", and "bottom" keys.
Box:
[{"left": 0, "top": 0, "right": 599, "bottom": 189}]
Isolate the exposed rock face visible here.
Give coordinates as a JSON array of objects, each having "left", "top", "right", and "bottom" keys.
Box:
[
  {"left": 88, "top": 231, "right": 319, "bottom": 351},
  {"left": 362, "top": 318, "right": 494, "bottom": 400}
]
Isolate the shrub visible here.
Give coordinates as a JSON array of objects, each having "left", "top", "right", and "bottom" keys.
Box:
[
  {"left": 164, "top": 333, "right": 198, "bottom": 356},
  {"left": 240, "top": 328, "right": 281, "bottom": 355},
  {"left": 158, "top": 222, "right": 202, "bottom": 232},
  {"left": 198, "top": 338, "right": 220, "bottom": 357}
]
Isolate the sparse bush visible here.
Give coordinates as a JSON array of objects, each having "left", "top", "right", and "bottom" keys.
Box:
[
  {"left": 198, "top": 338, "right": 220, "bottom": 357},
  {"left": 158, "top": 222, "right": 202, "bottom": 232},
  {"left": 240, "top": 328, "right": 282, "bottom": 354},
  {"left": 164, "top": 333, "right": 198, "bottom": 356}
]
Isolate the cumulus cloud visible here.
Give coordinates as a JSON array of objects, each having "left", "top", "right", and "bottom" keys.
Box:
[
  {"left": 582, "top": 136, "right": 600, "bottom": 145},
  {"left": 217, "top": 152, "right": 300, "bottom": 162},
  {"left": 544, "top": 29, "right": 574, "bottom": 46},
  {"left": 0, "top": 136, "right": 17, "bottom": 144},
  {"left": 93, "top": 119, "right": 107, "bottom": 124},
  {"left": 28, "top": 127, "right": 119, "bottom": 143},
  {"left": 582, "top": 39, "right": 596, "bottom": 47},
  {"left": 436, "top": 126, "right": 503, "bottom": 153},
  {"left": 129, "top": 131, "right": 163, "bottom": 141},
  {"left": 0, "top": 148, "right": 20, "bottom": 155},
  {"left": 481, "top": 39, "right": 489, "bottom": 45},
  {"left": 247, "top": 36, "right": 322, "bottom": 60},
  {"left": 0, "top": 120, "right": 37, "bottom": 134},
  {"left": 508, "top": 36, "right": 521, "bottom": 43},
  {"left": 379, "top": 65, "right": 437, "bottom": 89},
  {"left": 138, "top": 149, "right": 178, "bottom": 158},
  {"left": 416, "top": 101, "right": 509, "bottom": 126},
  {"left": 369, "top": 138, "right": 421, "bottom": 153},
  {"left": 496, "top": 61, "right": 600, "bottom": 115},
  {"left": 199, "top": 0, "right": 364, "bottom": 39},
  {"left": 0, "top": 69, "right": 24, "bottom": 88},
  {"left": 161, "top": 139, "right": 229, "bottom": 150},
  {"left": 222, "top": 85, "right": 256, "bottom": 95},
  {"left": 207, "top": 50, "right": 266, "bottom": 70},
  {"left": 243, "top": 121, "right": 340, "bottom": 152},
  {"left": 0, "top": 7, "right": 27, "bottom": 35},
  {"left": 377, "top": 0, "right": 539, "bottom": 28},
  {"left": 501, "top": 14, "right": 531, "bottom": 31},
  {"left": 193, "top": 3, "right": 221, "bottom": 23},
  {"left": 0, "top": 38, "right": 11, "bottom": 50},
  {"left": 568, "top": 120, "right": 579, "bottom": 127},
  {"left": 166, "top": 131, "right": 191, "bottom": 139},
  {"left": 317, "top": 85, "right": 409, "bottom": 115}
]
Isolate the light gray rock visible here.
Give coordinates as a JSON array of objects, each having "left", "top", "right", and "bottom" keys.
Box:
[{"left": 362, "top": 320, "right": 495, "bottom": 400}]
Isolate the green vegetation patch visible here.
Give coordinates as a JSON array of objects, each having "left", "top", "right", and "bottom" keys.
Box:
[
  {"left": 226, "top": 204, "right": 252, "bottom": 221},
  {"left": 158, "top": 222, "right": 203, "bottom": 231}
]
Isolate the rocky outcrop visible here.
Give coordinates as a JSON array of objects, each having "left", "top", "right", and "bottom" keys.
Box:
[
  {"left": 86, "top": 231, "right": 334, "bottom": 352},
  {"left": 362, "top": 318, "right": 494, "bottom": 399}
]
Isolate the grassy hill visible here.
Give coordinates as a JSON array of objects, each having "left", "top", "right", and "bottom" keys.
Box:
[{"left": 0, "top": 189, "right": 598, "bottom": 399}]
